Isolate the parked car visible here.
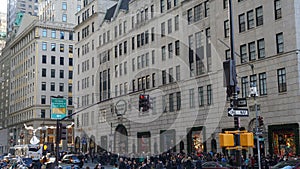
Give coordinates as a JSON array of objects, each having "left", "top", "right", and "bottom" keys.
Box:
[
  {"left": 271, "top": 160, "right": 300, "bottom": 169},
  {"left": 61, "top": 154, "right": 82, "bottom": 168},
  {"left": 202, "top": 161, "right": 236, "bottom": 169}
]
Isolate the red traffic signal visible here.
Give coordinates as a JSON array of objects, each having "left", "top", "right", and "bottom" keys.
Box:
[{"left": 139, "top": 94, "right": 150, "bottom": 111}]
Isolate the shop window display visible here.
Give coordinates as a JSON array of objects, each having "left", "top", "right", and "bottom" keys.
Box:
[
  {"left": 192, "top": 130, "right": 204, "bottom": 154},
  {"left": 273, "top": 130, "right": 296, "bottom": 157}
]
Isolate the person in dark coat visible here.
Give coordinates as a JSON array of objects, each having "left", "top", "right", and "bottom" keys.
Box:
[
  {"left": 119, "top": 158, "right": 127, "bottom": 169},
  {"left": 195, "top": 157, "right": 202, "bottom": 169}
]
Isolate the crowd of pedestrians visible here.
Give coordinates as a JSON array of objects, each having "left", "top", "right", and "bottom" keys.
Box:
[{"left": 88, "top": 151, "right": 298, "bottom": 169}]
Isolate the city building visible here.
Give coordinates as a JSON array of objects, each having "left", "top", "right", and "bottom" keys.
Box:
[
  {"left": 0, "top": 0, "right": 81, "bottom": 153},
  {"left": 6, "top": 0, "right": 39, "bottom": 37},
  {"left": 73, "top": 0, "right": 300, "bottom": 158}
]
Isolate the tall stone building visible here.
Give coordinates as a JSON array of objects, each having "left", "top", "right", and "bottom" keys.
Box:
[
  {"left": 73, "top": 0, "right": 300, "bottom": 157},
  {"left": 6, "top": 0, "right": 39, "bottom": 37},
  {"left": 0, "top": 0, "right": 81, "bottom": 152}
]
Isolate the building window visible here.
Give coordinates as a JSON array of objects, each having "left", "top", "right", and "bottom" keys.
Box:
[
  {"left": 60, "top": 70, "right": 64, "bottom": 78},
  {"left": 207, "top": 85, "right": 212, "bottom": 105},
  {"left": 151, "top": 27, "right": 155, "bottom": 41},
  {"left": 162, "top": 95, "right": 167, "bottom": 112},
  {"left": 162, "top": 46, "right": 166, "bottom": 61},
  {"left": 189, "top": 88, "right": 195, "bottom": 108},
  {"left": 176, "top": 92, "right": 181, "bottom": 110},
  {"left": 224, "top": 20, "right": 229, "bottom": 38},
  {"left": 248, "top": 41, "right": 256, "bottom": 61},
  {"left": 42, "top": 55, "right": 47, "bottom": 63},
  {"left": 51, "top": 43, "right": 56, "bottom": 51},
  {"left": 152, "top": 73, "right": 156, "bottom": 87},
  {"left": 42, "top": 42, "right": 47, "bottom": 51},
  {"left": 259, "top": 72, "right": 267, "bottom": 95},
  {"left": 42, "top": 82, "right": 46, "bottom": 91},
  {"left": 204, "top": 1, "right": 209, "bottom": 17},
  {"left": 257, "top": 38, "right": 265, "bottom": 59},
  {"left": 162, "top": 70, "right": 167, "bottom": 85},
  {"left": 274, "top": 0, "right": 282, "bottom": 20},
  {"left": 241, "top": 76, "right": 248, "bottom": 98},
  {"left": 51, "top": 56, "right": 55, "bottom": 64},
  {"left": 60, "top": 44, "right": 64, "bottom": 52},
  {"left": 198, "top": 86, "right": 204, "bottom": 106},
  {"left": 176, "top": 65, "right": 180, "bottom": 81},
  {"left": 60, "top": 57, "right": 64, "bottom": 65},
  {"left": 187, "top": 8, "right": 193, "bottom": 24},
  {"left": 161, "top": 22, "right": 165, "bottom": 37},
  {"left": 277, "top": 68, "right": 286, "bottom": 92},
  {"left": 240, "top": 44, "right": 247, "bottom": 63},
  {"left": 60, "top": 31, "right": 65, "bottom": 39},
  {"left": 276, "top": 32, "right": 284, "bottom": 53},
  {"left": 51, "top": 82, "right": 55, "bottom": 91},
  {"left": 256, "top": 6, "right": 263, "bottom": 26},
  {"left": 175, "top": 15, "right": 179, "bottom": 31},
  {"left": 239, "top": 13, "right": 246, "bottom": 33},
  {"left": 69, "top": 58, "right": 73, "bottom": 66},
  {"left": 69, "top": 70, "right": 73, "bottom": 79},
  {"left": 41, "top": 95, "right": 46, "bottom": 104},
  {"left": 250, "top": 74, "right": 257, "bottom": 89},
  {"left": 69, "top": 45, "right": 73, "bottom": 53},
  {"left": 167, "top": 19, "right": 172, "bottom": 34},
  {"left": 51, "top": 69, "right": 55, "bottom": 78},
  {"left": 168, "top": 43, "right": 173, "bottom": 58},
  {"left": 69, "top": 32, "right": 73, "bottom": 40},
  {"left": 247, "top": 10, "right": 254, "bottom": 29},
  {"left": 42, "top": 29, "right": 47, "bottom": 37},
  {"left": 175, "top": 40, "right": 180, "bottom": 56},
  {"left": 62, "top": 14, "right": 67, "bottom": 22},
  {"left": 41, "top": 109, "right": 45, "bottom": 118},
  {"left": 169, "top": 93, "right": 174, "bottom": 112},
  {"left": 42, "top": 68, "right": 47, "bottom": 77},
  {"left": 160, "top": 0, "right": 165, "bottom": 13},
  {"left": 51, "top": 30, "right": 56, "bottom": 38},
  {"left": 62, "top": 2, "right": 67, "bottom": 10},
  {"left": 194, "top": 4, "right": 202, "bottom": 22},
  {"left": 169, "top": 68, "right": 173, "bottom": 83},
  {"left": 167, "top": 0, "right": 171, "bottom": 10}
]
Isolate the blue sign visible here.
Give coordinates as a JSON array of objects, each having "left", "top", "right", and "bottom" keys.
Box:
[{"left": 51, "top": 98, "right": 67, "bottom": 119}]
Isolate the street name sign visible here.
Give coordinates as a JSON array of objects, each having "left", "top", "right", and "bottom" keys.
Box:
[
  {"left": 51, "top": 97, "right": 67, "bottom": 119},
  {"left": 230, "top": 98, "right": 247, "bottom": 107},
  {"left": 228, "top": 108, "right": 249, "bottom": 117}
]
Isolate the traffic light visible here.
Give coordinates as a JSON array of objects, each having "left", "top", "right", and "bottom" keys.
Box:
[
  {"left": 139, "top": 94, "right": 150, "bottom": 112},
  {"left": 240, "top": 132, "right": 254, "bottom": 147},
  {"left": 219, "top": 133, "right": 234, "bottom": 147},
  {"left": 258, "top": 116, "right": 264, "bottom": 126},
  {"left": 223, "top": 60, "right": 237, "bottom": 88},
  {"left": 43, "top": 144, "right": 48, "bottom": 155},
  {"left": 58, "top": 123, "right": 67, "bottom": 140}
]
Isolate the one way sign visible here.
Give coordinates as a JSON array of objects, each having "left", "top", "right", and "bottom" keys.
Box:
[{"left": 228, "top": 108, "right": 249, "bottom": 117}]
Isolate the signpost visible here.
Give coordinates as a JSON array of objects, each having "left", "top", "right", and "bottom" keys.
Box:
[
  {"left": 228, "top": 108, "right": 249, "bottom": 117},
  {"left": 51, "top": 97, "right": 67, "bottom": 119}
]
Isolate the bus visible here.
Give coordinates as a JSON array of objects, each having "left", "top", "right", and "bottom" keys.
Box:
[{"left": 8, "top": 144, "right": 42, "bottom": 160}]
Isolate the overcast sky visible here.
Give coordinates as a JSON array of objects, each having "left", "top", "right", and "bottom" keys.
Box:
[{"left": 0, "top": 0, "right": 7, "bottom": 14}]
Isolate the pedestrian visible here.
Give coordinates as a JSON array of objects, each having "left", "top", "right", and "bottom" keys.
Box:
[
  {"left": 86, "top": 167, "right": 90, "bottom": 169},
  {"left": 119, "top": 158, "right": 127, "bottom": 169}
]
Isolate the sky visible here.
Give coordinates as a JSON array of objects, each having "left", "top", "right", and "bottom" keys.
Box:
[{"left": 0, "top": 0, "right": 7, "bottom": 14}]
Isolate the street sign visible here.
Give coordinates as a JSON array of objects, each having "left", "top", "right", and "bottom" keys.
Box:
[
  {"left": 230, "top": 98, "right": 247, "bottom": 107},
  {"left": 51, "top": 98, "right": 67, "bottom": 119},
  {"left": 228, "top": 108, "right": 249, "bottom": 117}
]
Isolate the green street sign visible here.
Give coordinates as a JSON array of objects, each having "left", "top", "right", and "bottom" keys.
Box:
[{"left": 51, "top": 98, "right": 67, "bottom": 119}]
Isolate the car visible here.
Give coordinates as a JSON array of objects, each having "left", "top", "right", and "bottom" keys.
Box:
[
  {"left": 61, "top": 154, "right": 82, "bottom": 168},
  {"left": 201, "top": 161, "right": 236, "bottom": 169},
  {"left": 59, "top": 163, "right": 80, "bottom": 169},
  {"left": 271, "top": 160, "right": 300, "bottom": 169},
  {"left": 22, "top": 158, "right": 33, "bottom": 168}
]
